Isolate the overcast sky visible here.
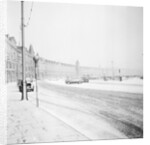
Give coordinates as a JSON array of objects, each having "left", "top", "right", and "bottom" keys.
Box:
[{"left": 7, "top": 1, "right": 143, "bottom": 70}]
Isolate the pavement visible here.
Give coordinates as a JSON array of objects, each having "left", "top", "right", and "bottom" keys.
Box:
[{"left": 7, "top": 83, "right": 88, "bottom": 144}]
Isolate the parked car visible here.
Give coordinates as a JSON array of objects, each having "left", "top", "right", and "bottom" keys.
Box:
[
  {"left": 65, "top": 77, "right": 83, "bottom": 84},
  {"left": 18, "top": 78, "right": 34, "bottom": 92}
]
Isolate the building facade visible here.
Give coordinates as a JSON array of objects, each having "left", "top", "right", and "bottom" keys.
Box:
[
  {"left": 5, "top": 35, "right": 18, "bottom": 82},
  {"left": 6, "top": 35, "right": 142, "bottom": 83},
  {"left": 5, "top": 35, "right": 35, "bottom": 83}
]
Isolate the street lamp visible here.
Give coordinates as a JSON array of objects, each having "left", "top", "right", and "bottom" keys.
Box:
[
  {"left": 33, "top": 53, "right": 39, "bottom": 107},
  {"left": 111, "top": 61, "right": 114, "bottom": 80}
]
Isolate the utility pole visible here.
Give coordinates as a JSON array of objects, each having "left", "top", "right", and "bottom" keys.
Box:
[{"left": 21, "top": 1, "right": 26, "bottom": 100}]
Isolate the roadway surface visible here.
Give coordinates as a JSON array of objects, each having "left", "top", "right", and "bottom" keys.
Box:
[{"left": 30, "top": 80, "right": 143, "bottom": 140}]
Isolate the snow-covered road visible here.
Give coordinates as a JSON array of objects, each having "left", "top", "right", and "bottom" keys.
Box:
[{"left": 37, "top": 80, "right": 143, "bottom": 138}]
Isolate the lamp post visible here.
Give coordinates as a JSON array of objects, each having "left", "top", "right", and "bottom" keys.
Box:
[
  {"left": 111, "top": 61, "right": 114, "bottom": 80},
  {"left": 33, "top": 54, "right": 39, "bottom": 107}
]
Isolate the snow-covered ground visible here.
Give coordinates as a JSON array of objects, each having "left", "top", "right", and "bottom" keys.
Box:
[
  {"left": 7, "top": 79, "right": 143, "bottom": 144},
  {"left": 34, "top": 86, "right": 127, "bottom": 140},
  {"left": 91, "top": 77, "right": 143, "bottom": 85},
  {"left": 7, "top": 83, "right": 126, "bottom": 144},
  {"left": 45, "top": 78, "right": 143, "bottom": 94},
  {"left": 7, "top": 83, "right": 88, "bottom": 144}
]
